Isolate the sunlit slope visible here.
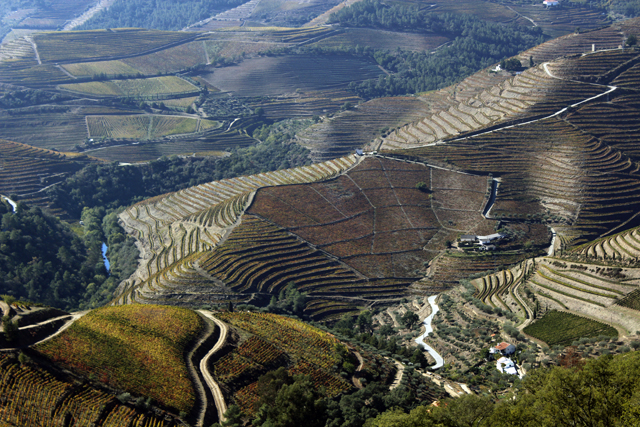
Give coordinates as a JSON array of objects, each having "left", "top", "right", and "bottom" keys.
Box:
[{"left": 388, "top": 47, "right": 640, "bottom": 247}]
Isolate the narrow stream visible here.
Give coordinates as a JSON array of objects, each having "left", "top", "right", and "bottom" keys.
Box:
[
  {"left": 414, "top": 295, "right": 445, "bottom": 370},
  {"left": 1, "top": 196, "right": 17, "bottom": 213},
  {"left": 101, "top": 243, "right": 110, "bottom": 272}
]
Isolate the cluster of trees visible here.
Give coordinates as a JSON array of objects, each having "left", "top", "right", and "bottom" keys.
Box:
[
  {"left": 266, "top": 284, "right": 307, "bottom": 317},
  {"left": 216, "top": 368, "right": 426, "bottom": 427},
  {"left": 370, "top": 350, "right": 640, "bottom": 427},
  {"left": 323, "top": 1, "right": 544, "bottom": 98},
  {"left": 78, "top": 207, "right": 140, "bottom": 309},
  {"left": 612, "top": 0, "right": 640, "bottom": 16},
  {"left": 0, "top": 201, "right": 106, "bottom": 311},
  {"left": 47, "top": 136, "right": 310, "bottom": 218},
  {"left": 217, "top": 346, "right": 640, "bottom": 427},
  {"left": 0, "top": 89, "right": 68, "bottom": 109},
  {"left": 0, "top": 197, "right": 138, "bottom": 311},
  {"left": 78, "top": 0, "right": 248, "bottom": 31},
  {"left": 201, "top": 95, "right": 254, "bottom": 119}
]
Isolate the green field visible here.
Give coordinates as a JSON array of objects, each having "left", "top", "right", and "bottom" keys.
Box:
[
  {"left": 60, "top": 76, "right": 198, "bottom": 97},
  {"left": 87, "top": 115, "right": 217, "bottom": 139},
  {"left": 524, "top": 311, "right": 618, "bottom": 346},
  {"left": 62, "top": 60, "right": 141, "bottom": 77},
  {"left": 162, "top": 96, "right": 198, "bottom": 109}
]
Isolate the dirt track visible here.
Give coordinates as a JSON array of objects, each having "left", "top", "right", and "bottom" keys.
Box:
[{"left": 198, "top": 311, "right": 229, "bottom": 423}]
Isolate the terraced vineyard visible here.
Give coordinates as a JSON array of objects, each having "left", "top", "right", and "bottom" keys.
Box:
[
  {"left": 573, "top": 226, "right": 640, "bottom": 262},
  {"left": 82, "top": 127, "right": 254, "bottom": 162},
  {"left": 297, "top": 96, "right": 437, "bottom": 161},
  {"left": 200, "top": 55, "right": 384, "bottom": 97},
  {"left": 546, "top": 50, "right": 640, "bottom": 81},
  {"left": 36, "top": 305, "right": 203, "bottom": 413},
  {"left": 113, "top": 155, "right": 361, "bottom": 310},
  {"left": 213, "top": 312, "right": 351, "bottom": 414},
  {"left": 248, "top": 157, "right": 492, "bottom": 280},
  {"left": 524, "top": 258, "right": 640, "bottom": 333},
  {"left": 250, "top": 89, "right": 360, "bottom": 122},
  {"left": 114, "top": 154, "right": 543, "bottom": 319},
  {"left": 0, "top": 354, "right": 173, "bottom": 426},
  {"left": 0, "top": 139, "right": 97, "bottom": 216},
  {"left": 517, "top": 25, "right": 627, "bottom": 64},
  {"left": 391, "top": 113, "right": 640, "bottom": 246},
  {"left": 509, "top": 4, "right": 610, "bottom": 38},
  {"left": 472, "top": 260, "right": 535, "bottom": 323},
  {"left": 523, "top": 310, "right": 618, "bottom": 346},
  {"left": 381, "top": 63, "right": 604, "bottom": 150},
  {"left": 62, "top": 60, "right": 141, "bottom": 78},
  {"left": 14, "top": 0, "right": 96, "bottom": 29}
]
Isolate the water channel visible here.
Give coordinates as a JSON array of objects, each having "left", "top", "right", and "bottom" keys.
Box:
[
  {"left": 101, "top": 243, "right": 110, "bottom": 272},
  {"left": 414, "top": 295, "right": 444, "bottom": 370}
]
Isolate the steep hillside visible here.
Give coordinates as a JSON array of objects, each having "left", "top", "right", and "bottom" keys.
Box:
[
  {"left": 0, "top": 353, "right": 175, "bottom": 426},
  {"left": 387, "top": 45, "right": 640, "bottom": 247},
  {"left": 209, "top": 312, "right": 417, "bottom": 416},
  {"left": 0, "top": 139, "right": 97, "bottom": 216},
  {"left": 113, "top": 152, "right": 553, "bottom": 320}
]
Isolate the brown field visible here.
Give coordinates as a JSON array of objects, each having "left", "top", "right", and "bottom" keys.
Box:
[{"left": 248, "top": 157, "right": 491, "bottom": 278}]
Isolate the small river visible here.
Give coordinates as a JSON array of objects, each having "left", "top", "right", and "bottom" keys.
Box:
[
  {"left": 414, "top": 295, "right": 444, "bottom": 370},
  {"left": 2, "top": 196, "right": 17, "bottom": 213},
  {"left": 101, "top": 243, "right": 110, "bottom": 272}
]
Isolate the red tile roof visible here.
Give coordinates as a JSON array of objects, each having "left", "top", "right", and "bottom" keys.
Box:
[{"left": 495, "top": 342, "right": 511, "bottom": 351}]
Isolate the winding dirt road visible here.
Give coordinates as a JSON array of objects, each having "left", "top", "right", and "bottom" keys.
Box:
[
  {"left": 0, "top": 311, "right": 89, "bottom": 352},
  {"left": 187, "top": 315, "right": 215, "bottom": 427},
  {"left": 198, "top": 311, "right": 229, "bottom": 423}
]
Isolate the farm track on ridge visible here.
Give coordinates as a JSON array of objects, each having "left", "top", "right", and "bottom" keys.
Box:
[{"left": 198, "top": 311, "right": 229, "bottom": 424}]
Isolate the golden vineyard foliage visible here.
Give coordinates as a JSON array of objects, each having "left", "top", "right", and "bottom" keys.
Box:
[
  {"left": 36, "top": 305, "right": 203, "bottom": 413},
  {"left": 0, "top": 353, "right": 171, "bottom": 426},
  {"left": 217, "top": 312, "right": 343, "bottom": 369},
  {"left": 216, "top": 312, "right": 352, "bottom": 414}
]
